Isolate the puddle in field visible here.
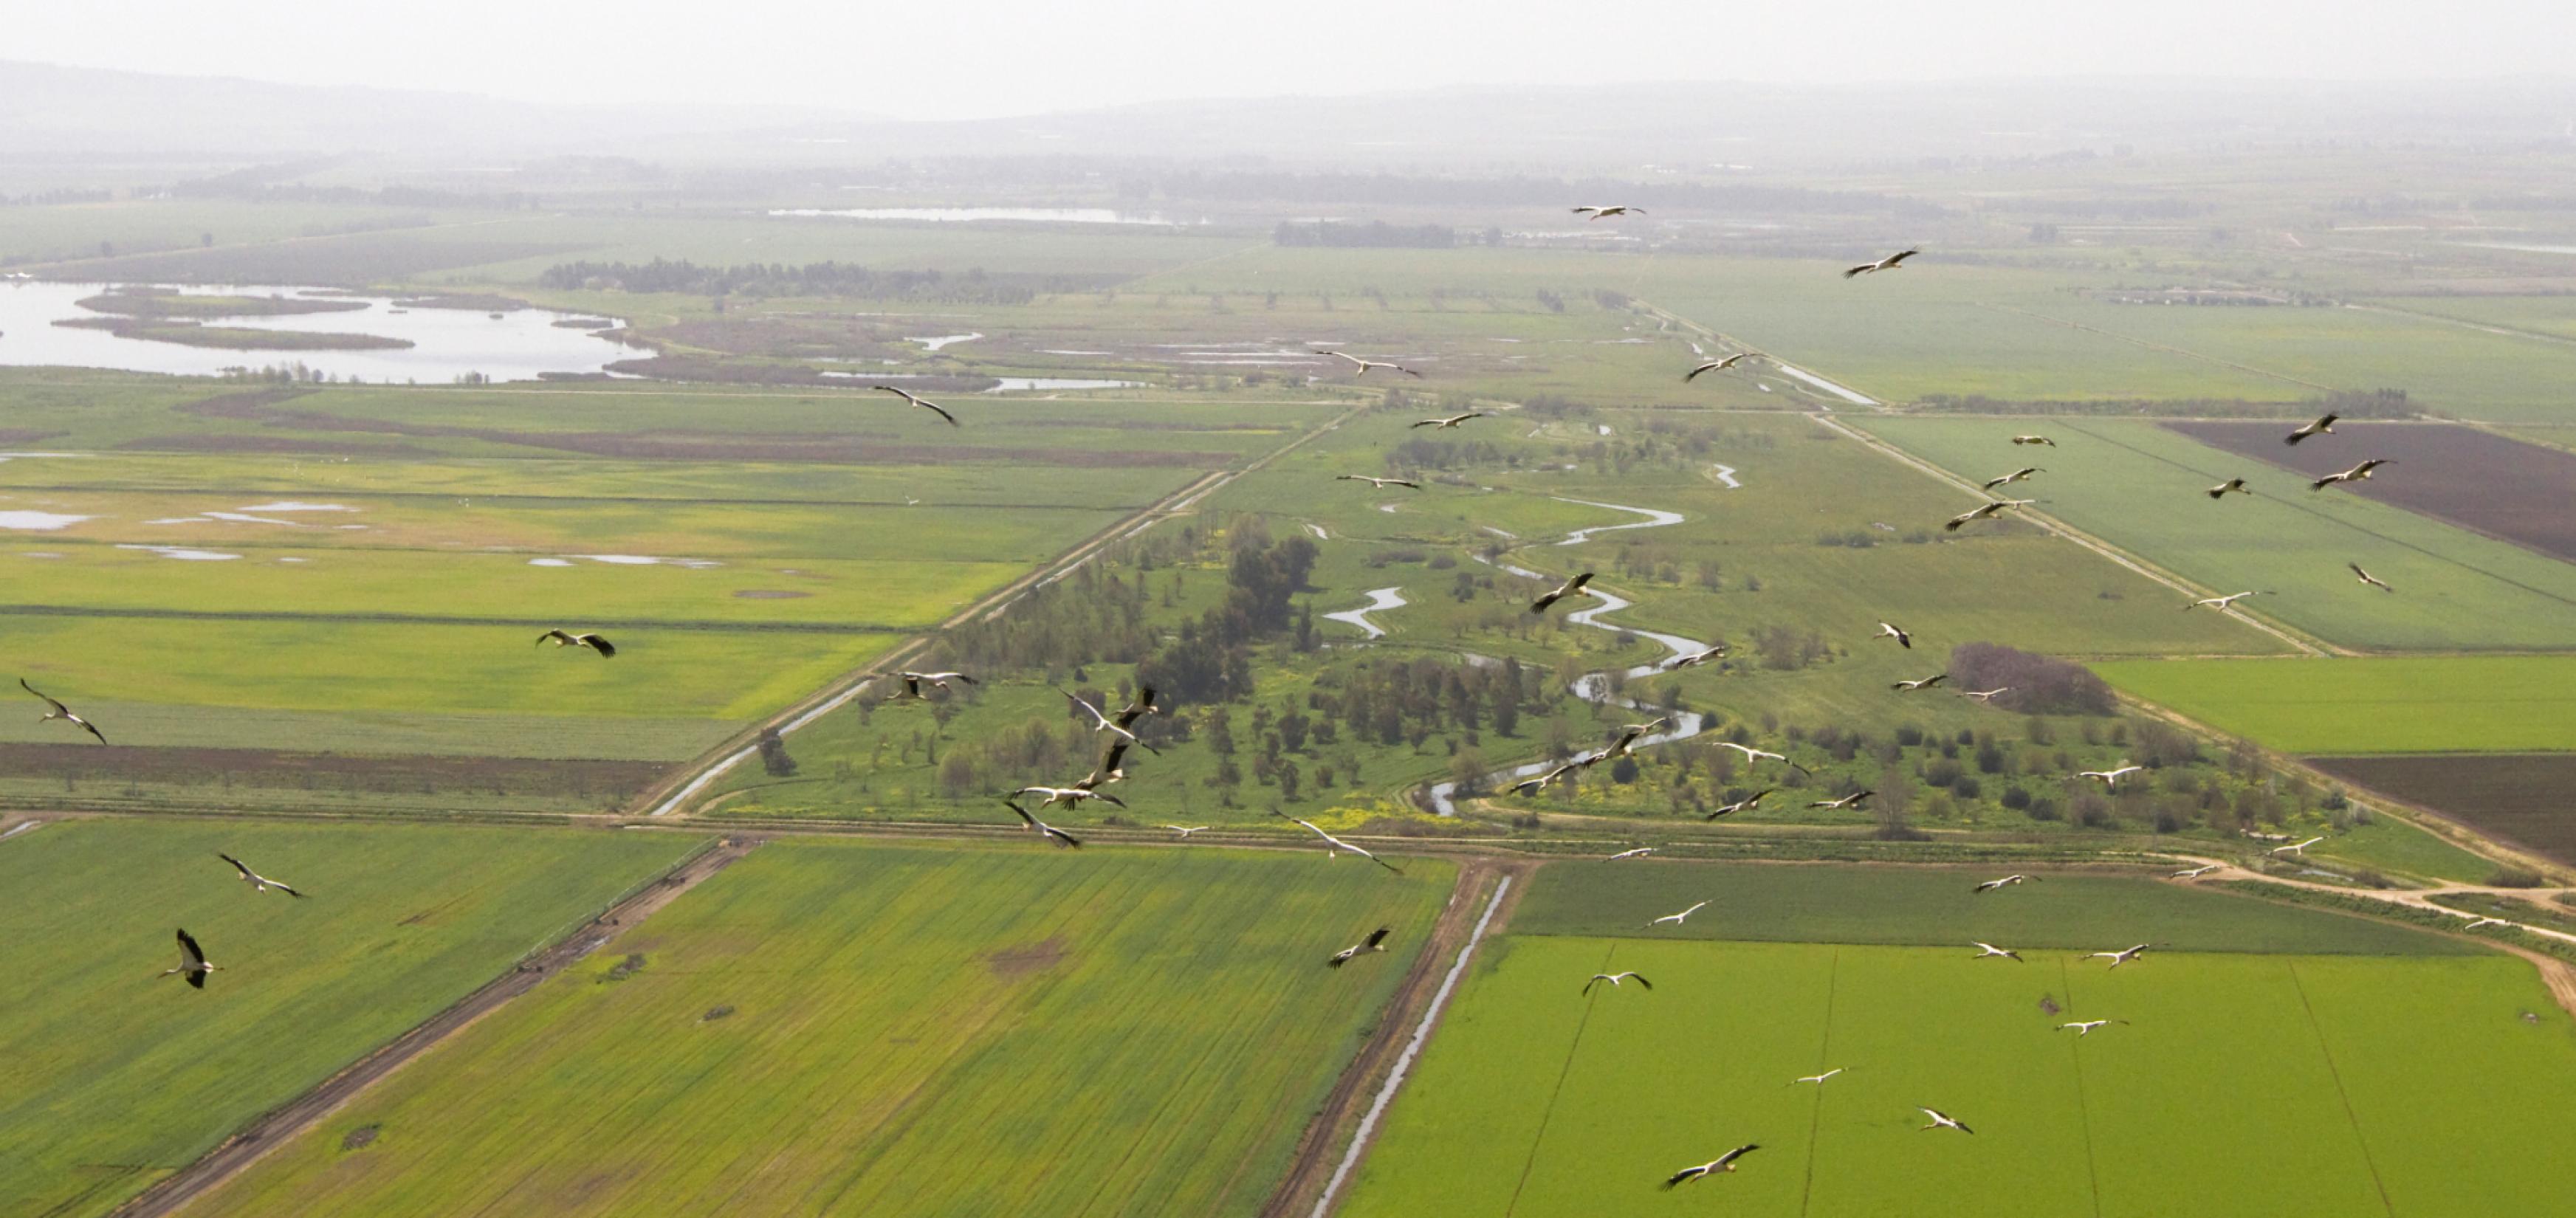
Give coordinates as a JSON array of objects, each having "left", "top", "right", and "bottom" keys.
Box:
[
  {"left": 1323, "top": 587, "right": 1407, "bottom": 639},
  {"left": 117, "top": 544, "right": 240, "bottom": 561},
  {"left": 528, "top": 558, "right": 576, "bottom": 568},
  {"left": 982, "top": 377, "right": 1141, "bottom": 393},
  {"left": 237, "top": 501, "right": 352, "bottom": 513},
  {"left": 579, "top": 554, "right": 722, "bottom": 568},
  {"left": 204, "top": 511, "right": 301, "bottom": 526},
  {"left": 0, "top": 511, "right": 92, "bottom": 531}
]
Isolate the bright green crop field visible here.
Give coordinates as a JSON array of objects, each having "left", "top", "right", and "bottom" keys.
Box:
[
  {"left": 185, "top": 839, "right": 1454, "bottom": 1218},
  {"left": 2092, "top": 656, "right": 2576, "bottom": 754},
  {"left": 1342, "top": 934, "right": 2576, "bottom": 1218},
  {"left": 1861, "top": 416, "right": 2576, "bottom": 651},
  {"left": 0, "top": 817, "right": 707, "bottom": 1218}
]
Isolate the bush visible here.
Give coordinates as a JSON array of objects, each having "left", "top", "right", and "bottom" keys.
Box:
[
  {"left": 1953, "top": 777, "right": 1982, "bottom": 801},
  {"left": 2490, "top": 866, "right": 2548, "bottom": 889},
  {"left": 1923, "top": 760, "right": 1963, "bottom": 788},
  {"left": 1895, "top": 724, "right": 1926, "bottom": 747},
  {"left": 1999, "top": 786, "right": 2031, "bottom": 811},
  {"left": 1953, "top": 643, "right": 2118, "bottom": 715}
]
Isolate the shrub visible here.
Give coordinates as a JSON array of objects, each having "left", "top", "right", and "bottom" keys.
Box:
[
  {"left": 1953, "top": 642, "right": 2118, "bottom": 715},
  {"left": 1953, "top": 777, "right": 1982, "bottom": 801},
  {"left": 2490, "top": 866, "right": 2548, "bottom": 889},
  {"left": 1999, "top": 786, "right": 2031, "bottom": 811}
]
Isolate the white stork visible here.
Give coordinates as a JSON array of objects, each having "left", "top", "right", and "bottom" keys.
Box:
[
  {"left": 2077, "top": 764, "right": 2143, "bottom": 788},
  {"left": 1892, "top": 672, "right": 1948, "bottom": 692},
  {"left": 2081, "top": 943, "right": 2153, "bottom": 968},
  {"left": 1665, "top": 644, "right": 1728, "bottom": 670},
  {"left": 2310, "top": 459, "right": 2393, "bottom": 490},
  {"left": 1000, "top": 799, "right": 1084, "bottom": 848},
  {"left": 1648, "top": 901, "right": 1710, "bottom": 928},
  {"left": 221, "top": 853, "right": 304, "bottom": 898},
  {"left": 1844, "top": 249, "right": 1918, "bottom": 278},
  {"left": 1604, "top": 846, "right": 1658, "bottom": 862},
  {"left": 1809, "top": 789, "right": 1874, "bottom": 811},
  {"left": 20, "top": 679, "right": 106, "bottom": 743},
  {"left": 1662, "top": 1144, "right": 1759, "bottom": 1188},
  {"left": 1971, "top": 941, "right": 2023, "bottom": 962},
  {"left": 2284, "top": 413, "right": 2338, "bottom": 445},
  {"left": 1337, "top": 474, "right": 1421, "bottom": 490},
  {"left": 1983, "top": 467, "right": 2042, "bottom": 489},
  {"left": 1411, "top": 410, "right": 1486, "bottom": 429},
  {"left": 2349, "top": 562, "right": 2394, "bottom": 592},
  {"left": 535, "top": 630, "right": 615, "bottom": 658},
  {"left": 1973, "top": 874, "right": 2036, "bottom": 895},
  {"left": 2059, "top": 1019, "right": 2129, "bottom": 1036},
  {"left": 870, "top": 384, "right": 960, "bottom": 426},
  {"left": 159, "top": 929, "right": 217, "bottom": 989},
  {"left": 894, "top": 670, "right": 975, "bottom": 700},
  {"left": 1328, "top": 926, "right": 1391, "bottom": 967},
  {"left": 1583, "top": 971, "right": 1652, "bottom": 994},
  {"left": 1573, "top": 204, "right": 1645, "bottom": 220},
  {"left": 1273, "top": 810, "right": 1404, "bottom": 873},
  {"left": 1918, "top": 1107, "right": 1974, "bottom": 1134},
  {"left": 1323, "top": 350, "right": 1423, "bottom": 378},
  {"left": 1707, "top": 788, "right": 1773, "bottom": 820},
  {"left": 2207, "top": 478, "right": 2250, "bottom": 500},
  {"left": 1529, "top": 571, "right": 1595, "bottom": 614},
  {"left": 1874, "top": 621, "right": 1913, "bottom": 649},
  {"left": 1685, "top": 352, "right": 1760, "bottom": 382},
  {"left": 2184, "top": 591, "right": 2261, "bottom": 612}
]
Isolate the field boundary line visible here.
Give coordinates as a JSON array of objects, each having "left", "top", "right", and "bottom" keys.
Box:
[
  {"left": 2283, "top": 961, "right": 2398, "bottom": 1218},
  {"left": 1295, "top": 864, "right": 1517, "bottom": 1218},
  {"left": 2343, "top": 301, "right": 2576, "bottom": 352},
  {"left": 106, "top": 835, "right": 763, "bottom": 1218},
  {"left": 1501, "top": 935, "right": 1616, "bottom": 1218},
  {"left": 1628, "top": 298, "right": 1879, "bottom": 410},
  {"left": 1816, "top": 413, "right": 2332, "bottom": 657},
  {"left": 635, "top": 403, "right": 1367, "bottom": 817},
  {"left": 1974, "top": 301, "right": 2333, "bottom": 392},
  {"left": 1796, "top": 946, "right": 1841, "bottom": 1218}
]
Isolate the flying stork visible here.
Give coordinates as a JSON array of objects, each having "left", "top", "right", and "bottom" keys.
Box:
[
  {"left": 1661, "top": 1144, "right": 1760, "bottom": 1188},
  {"left": 1707, "top": 788, "right": 1773, "bottom": 819},
  {"left": 1057, "top": 687, "right": 1162, "bottom": 755},
  {"left": 1322, "top": 349, "right": 1424, "bottom": 378},
  {"left": 893, "top": 670, "right": 975, "bottom": 700},
  {"left": 1809, "top": 789, "right": 1874, "bottom": 811},
  {"left": 2310, "top": 458, "right": 2393, "bottom": 490},
  {"left": 1918, "top": 1107, "right": 1975, "bottom": 1134},
  {"left": 20, "top": 679, "right": 106, "bottom": 743},
  {"left": 2270, "top": 836, "right": 2325, "bottom": 856},
  {"left": 2184, "top": 591, "right": 2261, "bottom": 612},
  {"left": 1328, "top": 926, "right": 1391, "bottom": 967},
  {"left": 1573, "top": 204, "right": 1645, "bottom": 220},
  {"left": 870, "top": 384, "right": 960, "bottom": 426},
  {"left": 999, "top": 799, "right": 1084, "bottom": 848},
  {"left": 1272, "top": 810, "right": 1404, "bottom": 873},
  {"left": 1892, "top": 672, "right": 1948, "bottom": 692},
  {"left": 1010, "top": 785, "right": 1127, "bottom": 813},
  {"left": 1792, "top": 1068, "right": 1845, "bottom": 1086},
  {"left": 535, "top": 630, "right": 615, "bottom": 658},
  {"left": 1874, "top": 621, "right": 1913, "bottom": 649},
  {"left": 1410, "top": 410, "right": 1486, "bottom": 429},
  {"left": 2207, "top": 478, "right": 2250, "bottom": 500},
  {"left": 2284, "top": 413, "right": 2338, "bottom": 445},
  {"left": 1164, "top": 825, "right": 1209, "bottom": 839},
  {"left": 1944, "top": 499, "right": 2033, "bottom": 531},
  {"left": 1844, "top": 249, "right": 1918, "bottom": 278},
  {"left": 1714, "top": 742, "right": 1805, "bottom": 774},
  {"left": 1971, "top": 941, "right": 2024, "bottom": 962},
  {"left": 1528, "top": 571, "right": 1595, "bottom": 614},
  {"left": 2171, "top": 863, "right": 2224, "bottom": 879},
  {"left": 1604, "top": 846, "right": 1658, "bottom": 862},
  {"left": 1973, "top": 874, "right": 2037, "bottom": 895},
  {"left": 2010, "top": 434, "right": 2058, "bottom": 447},
  {"left": 2077, "top": 764, "right": 2143, "bottom": 788},
  {"left": 2081, "top": 943, "right": 2153, "bottom": 968},
  {"left": 1665, "top": 643, "right": 1728, "bottom": 670},
  {"left": 1960, "top": 687, "right": 2010, "bottom": 703},
  {"left": 159, "top": 929, "right": 216, "bottom": 989},
  {"left": 1337, "top": 474, "right": 1421, "bottom": 490},
  {"left": 220, "top": 853, "right": 304, "bottom": 898},
  {"left": 1983, "top": 467, "right": 2043, "bottom": 490},
  {"left": 1511, "top": 755, "right": 1593, "bottom": 795},
  {"left": 1583, "top": 971, "right": 1653, "bottom": 995},
  {"left": 2059, "top": 1019, "right": 2129, "bottom": 1037},
  {"left": 1685, "top": 351, "right": 1761, "bottom": 381},
  {"left": 1648, "top": 901, "right": 1710, "bottom": 928},
  {"left": 2349, "top": 562, "right": 2394, "bottom": 592}
]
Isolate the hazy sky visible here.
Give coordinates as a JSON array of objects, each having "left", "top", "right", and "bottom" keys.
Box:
[{"left": 18, "top": 0, "right": 2576, "bottom": 120}]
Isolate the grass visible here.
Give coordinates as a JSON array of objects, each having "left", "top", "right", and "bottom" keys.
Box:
[
  {"left": 0, "top": 817, "right": 707, "bottom": 1218},
  {"left": 1862, "top": 416, "right": 2576, "bottom": 650},
  {"left": 1506, "top": 860, "right": 2470, "bottom": 954},
  {"left": 2093, "top": 656, "right": 2576, "bottom": 754},
  {"left": 183, "top": 839, "right": 1455, "bottom": 1218},
  {"left": 1341, "top": 937, "right": 2576, "bottom": 1218},
  {"left": 2304, "top": 813, "right": 2504, "bottom": 885}
]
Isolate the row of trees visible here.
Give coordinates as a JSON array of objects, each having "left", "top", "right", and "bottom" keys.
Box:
[{"left": 1271, "top": 221, "right": 1457, "bottom": 248}]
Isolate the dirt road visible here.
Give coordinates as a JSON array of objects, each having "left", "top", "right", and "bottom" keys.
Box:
[{"left": 108, "top": 837, "right": 762, "bottom": 1218}]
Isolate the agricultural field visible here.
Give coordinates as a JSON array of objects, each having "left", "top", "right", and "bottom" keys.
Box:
[
  {"left": 1862, "top": 416, "right": 2576, "bottom": 650},
  {"left": 182, "top": 838, "right": 1456, "bottom": 1218},
  {"left": 2092, "top": 656, "right": 2576, "bottom": 755},
  {"left": 1341, "top": 861, "right": 2576, "bottom": 1218},
  {"left": 2168, "top": 420, "right": 2576, "bottom": 562},
  {"left": 2309, "top": 754, "right": 2576, "bottom": 867},
  {"left": 0, "top": 371, "right": 1311, "bottom": 813},
  {"left": 0, "top": 816, "right": 707, "bottom": 1218}
]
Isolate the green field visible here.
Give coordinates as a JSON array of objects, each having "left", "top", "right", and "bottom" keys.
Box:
[
  {"left": 185, "top": 839, "right": 1454, "bottom": 1218},
  {"left": 1342, "top": 937, "right": 2576, "bottom": 1218},
  {"left": 0, "top": 817, "right": 707, "bottom": 1218},
  {"left": 1507, "top": 861, "right": 2473, "bottom": 954},
  {"left": 2094, "top": 656, "right": 2576, "bottom": 754},
  {"left": 1861, "top": 416, "right": 2576, "bottom": 650}
]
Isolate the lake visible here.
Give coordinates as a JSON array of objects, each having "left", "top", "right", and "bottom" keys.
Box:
[{"left": 0, "top": 282, "right": 633, "bottom": 383}]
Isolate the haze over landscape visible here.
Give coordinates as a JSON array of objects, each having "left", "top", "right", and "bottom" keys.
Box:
[{"left": 6, "top": 12, "right": 2576, "bottom": 1218}]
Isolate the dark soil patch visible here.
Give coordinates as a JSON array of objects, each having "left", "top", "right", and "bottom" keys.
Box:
[
  {"left": 732, "top": 590, "right": 812, "bottom": 599},
  {"left": 0, "top": 428, "right": 64, "bottom": 446},
  {"left": 2309, "top": 753, "right": 2576, "bottom": 865},
  {"left": 701, "top": 1005, "right": 735, "bottom": 1022},
  {"left": 986, "top": 935, "right": 1069, "bottom": 978},
  {"left": 0, "top": 742, "right": 663, "bottom": 801},
  {"left": 2167, "top": 421, "right": 2576, "bottom": 562},
  {"left": 340, "top": 1124, "right": 379, "bottom": 1152},
  {"left": 113, "top": 434, "right": 426, "bottom": 456}
]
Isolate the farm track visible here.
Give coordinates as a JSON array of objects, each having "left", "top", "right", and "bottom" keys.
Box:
[
  {"left": 639, "top": 399, "right": 1367, "bottom": 816},
  {"left": 1262, "top": 858, "right": 1530, "bottom": 1218},
  {"left": 105, "top": 836, "right": 763, "bottom": 1218}
]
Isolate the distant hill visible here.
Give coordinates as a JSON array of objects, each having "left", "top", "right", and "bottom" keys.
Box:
[{"left": 0, "top": 60, "right": 852, "bottom": 157}]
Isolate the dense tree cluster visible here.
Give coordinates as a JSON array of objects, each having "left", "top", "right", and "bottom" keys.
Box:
[
  {"left": 1948, "top": 643, "right": 2118, "bottom": 715},
  {"left": 1133, "top": 526, "right": 1320, "bottom": 705}
]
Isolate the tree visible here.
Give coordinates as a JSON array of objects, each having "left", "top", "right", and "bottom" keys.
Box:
[{"left": 757, "top": 728, "right": 798, "bottom": 777}]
